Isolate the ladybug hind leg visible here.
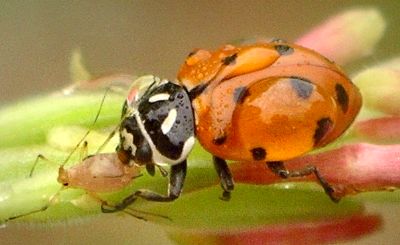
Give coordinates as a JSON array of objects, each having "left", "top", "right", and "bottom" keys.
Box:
[
  {"left": 266, "top": 161, "right": 340, "bottom": 202},
  {"left": 213, "top": 156, "right": 235, "bottom": 201},
  {"left": 101, "top": 160, "right": 187, "bottom": 213}
]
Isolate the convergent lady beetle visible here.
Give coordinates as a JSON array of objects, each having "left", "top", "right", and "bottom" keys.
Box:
[{"left": 103, "top": 40, "right": 362, "bottom": 212}]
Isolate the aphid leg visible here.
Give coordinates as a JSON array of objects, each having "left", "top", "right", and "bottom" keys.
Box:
[
  {"left": 266, "top": 161, "right": 340, "bottom": 202},
  {"left": 213, "top": 156, "right": 235, "bottom": 201},
  {"left": 29, "top": 154, "right": 52, "bottom": 177},
  {"left": 6, "top": 186, "right": 64, "bottom": 221},
  {"left": 79, "top": 141, "right": 89, "bottom": 160},
  {"left": 29, "top": 140, "right": 90, "bottom": 178},
  {"left": 101, "top": 160, "right": 187, "bottom": 213}
]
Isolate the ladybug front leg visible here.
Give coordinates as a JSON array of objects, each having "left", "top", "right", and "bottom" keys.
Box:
[
  {"left": 102, "top": 160, "right": 187, "bottom": 213},
  {"left": 213, "top": 156, "right": 235, "bottom": 200},
  {"left": 135, "top": 161, "right": 187, "bottom": 202},
  {"left": 266, "top": 161, "right": 340, "bottom": 202}
]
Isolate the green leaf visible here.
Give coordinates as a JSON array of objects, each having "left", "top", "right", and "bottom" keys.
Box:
[
  {"left": 0, "top": 92, "right": 124, "bottom": 148},
  {"left": 0, "top": 143, "right": 215, "bottom": 223},
  {"left": 139, "top": 184, "right": 363, "bottom": 229},
  {"left": 0, "top": 91, "right": 364, "bottom": 230}
]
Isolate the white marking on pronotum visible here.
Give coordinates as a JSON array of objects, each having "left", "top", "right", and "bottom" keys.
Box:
[
  {"left": 121, "top": 128, "right": 137, "bottom": 156},
  {"left": 161, "top": 109, "right": 177, "bottom": 135},
  {"left": 180, "top": 136, "right": 195, "bottom": 160},
  {"left": 148, "top": 93, "right": 170, "bottom": 103},
  {"left": 134, "top": 113, "right": 195, "bottom": 166}
]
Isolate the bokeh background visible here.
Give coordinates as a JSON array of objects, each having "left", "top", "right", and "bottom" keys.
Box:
[
  {"left": 1, "top": 1, "right": 400, "bottom": 244},
  {"left": 1, "top": 1, "right": 400, "bottom": 103}
]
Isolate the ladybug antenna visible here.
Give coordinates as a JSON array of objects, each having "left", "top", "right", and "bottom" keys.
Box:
[
  {"left": 94, "top": 80, "right": 148, "bottom": 155},
  {"left": 94, "top": 103, "right": 132, "bottom": 155}
]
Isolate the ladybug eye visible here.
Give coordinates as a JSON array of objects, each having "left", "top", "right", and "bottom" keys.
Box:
[
  {"left": 127, "top": 75, "right": 161, "bottom": 105},
  {"left": 126, "top": 88, "right": 138, "bottom": 104}
]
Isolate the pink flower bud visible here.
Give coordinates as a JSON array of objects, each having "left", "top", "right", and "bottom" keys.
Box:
[
  {"left": 354, "top": 117, "right": 400, "bottom": 143},
  {"left": 232, "top": 143, "right": 400, "bottom": 199},
  {"left": 354, "top": 65, "right": 400, "bottom": 115},
  {"left": 296, "top": 8, "right": 386, "bottom": 65}
]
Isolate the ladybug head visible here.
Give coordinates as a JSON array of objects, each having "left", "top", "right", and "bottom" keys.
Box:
[{"left": 118, "top": 75, "right": 196, "bottom": 166}]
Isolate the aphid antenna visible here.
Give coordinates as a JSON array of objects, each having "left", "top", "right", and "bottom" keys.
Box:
[
  {"left": 29, "top": 87, "right": 111, "bottom": 177},
  {"left": 94, "top": 123, "right": 120, "bottom": 155},
  {"left": 13, "top": 88, "right": 116, "bottom": 222},
  {"left": 94, "top": 101, "right": 135, "bottom": 155},
  {"left": 61, "top": 87, "right": 111, "bottom": 167}
]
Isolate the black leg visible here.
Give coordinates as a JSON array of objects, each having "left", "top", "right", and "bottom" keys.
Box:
[
  {"left": 213, "top": 156, "right": 234, "bottom": 201},
  {"left": 266, "top": 161, "right": 339, "bottom": 202},
  {"left": 102, "top": 160, "right": 187, "bottom": 213}
]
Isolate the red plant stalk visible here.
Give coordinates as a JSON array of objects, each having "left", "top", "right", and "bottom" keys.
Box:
[{"left": 232, "top": 143, "right": 400, "bottom": 198}]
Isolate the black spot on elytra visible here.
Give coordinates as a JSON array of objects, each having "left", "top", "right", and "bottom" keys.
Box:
[
  {"left": 251, "top": 147, "right": 266, "bottom": 161},
  {"left": 313, "top": 117, "right": 333, "bottom": 146},
  {"left": 274, "top": 44, "right": 294, "bottom": 55},
  {"left": 189, "top": 83, "right": 208, "bottom": 100},
  {"left": 233, "top": 86, "right": 250, "bottom": 104},
  {"left": 222, "top": 53, "right": 238, "bottom": 65},
  {"left": 213, "top": 135, "right": 227, "bottom": 145},
  {"left": 289, "top": 77, "right": 314, "bottom": 99},
  {"left": 335, "top": 84, "right": 349, "bottom": 113}
]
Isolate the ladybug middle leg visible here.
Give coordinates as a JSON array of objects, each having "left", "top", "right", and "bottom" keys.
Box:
[
  {"left": 213, "top": 156, "right": 234, "bottom": 201},
  {"left": 101, "top": 160, "right": 187, "bottom": 213},
  {"left": 266, "top": 161, "right": 340, "bottom": 202}
]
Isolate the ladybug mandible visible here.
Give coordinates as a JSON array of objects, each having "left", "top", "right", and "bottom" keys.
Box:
[{"left": 104, "top": 40, "right": 362, "bottom": 212}]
